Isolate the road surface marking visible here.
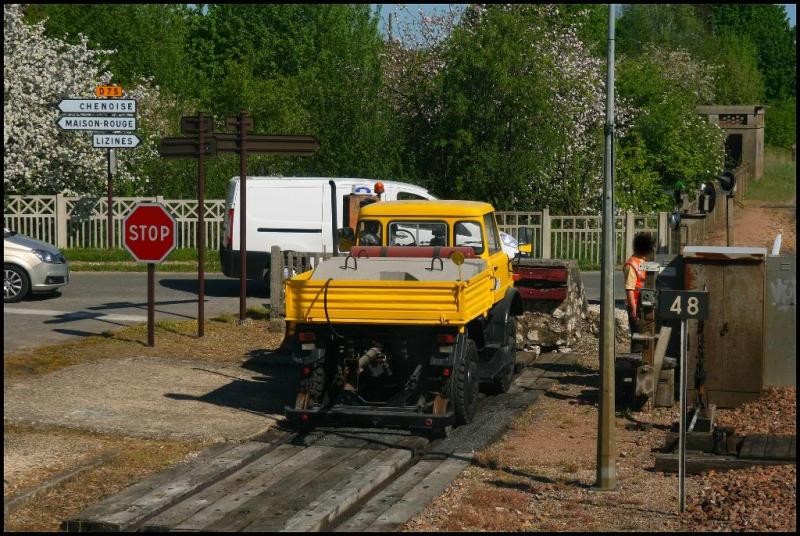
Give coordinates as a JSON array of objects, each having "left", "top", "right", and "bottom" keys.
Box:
[{"left": 3, "top": 308, "right": 147, "bottom": 322}]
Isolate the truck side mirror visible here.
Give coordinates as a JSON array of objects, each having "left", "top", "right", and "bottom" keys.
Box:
[
  {"left": 517, "top": 227, "right": 532, "bottom": 245},
  {"left": 337, "top": 227, "right": 355, "bottom": 252}
]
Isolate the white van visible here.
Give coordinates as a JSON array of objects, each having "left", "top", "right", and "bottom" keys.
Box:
[{"left": 220, "top": 177, "right": 435, "bottom": 280}]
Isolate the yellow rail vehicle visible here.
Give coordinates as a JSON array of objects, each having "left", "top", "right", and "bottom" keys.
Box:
[{"left": 284, "top": 201, "right": 524, "bottom": 437}]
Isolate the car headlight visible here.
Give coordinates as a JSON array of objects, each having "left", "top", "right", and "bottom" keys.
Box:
[
  {"left": 500, "top": 232, "right": 518, "bottom": 249},
  {"left": 32, "top": 249, "right": 60, "bottom": 263}
]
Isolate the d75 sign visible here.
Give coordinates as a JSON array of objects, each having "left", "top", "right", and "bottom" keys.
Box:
[
  {"left": 658, "top": 290, "right": 709, "bottom": 320},
  {"left": 123, "top": 203, "right": 177, "bottom": 263}
]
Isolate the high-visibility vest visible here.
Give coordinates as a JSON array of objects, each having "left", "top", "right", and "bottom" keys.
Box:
[{"left": 623, "top": 255, "right": 647, "bottom": 306}]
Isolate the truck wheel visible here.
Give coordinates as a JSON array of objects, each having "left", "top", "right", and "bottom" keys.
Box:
[
  {"left": 306, "top": 366, "right": 327, "bottom": 407},
  {"left": 494, "top": 317, "right": 517, "bottom": 393},
  {"left": 451, "top": 339, "right": 479, "bottom": 425}
]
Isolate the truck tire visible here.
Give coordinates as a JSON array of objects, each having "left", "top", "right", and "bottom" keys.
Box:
[
  {"left": 494, "top": 317, "right": 517, "bottom": 394},
  {"left": 306, "top": 366, "right": 327, "bottom": 407},
  {"left": 450, "top": 339, "right": 479, "bottom": 425}
]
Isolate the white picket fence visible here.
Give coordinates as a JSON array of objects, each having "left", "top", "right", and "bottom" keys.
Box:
[{"left": 3, "top": 194, "right": 676, "bottom": 264}]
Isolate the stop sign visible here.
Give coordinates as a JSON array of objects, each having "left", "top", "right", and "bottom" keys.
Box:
[{"left": 123, "top": 202, "right": 177, "bottom": 263}]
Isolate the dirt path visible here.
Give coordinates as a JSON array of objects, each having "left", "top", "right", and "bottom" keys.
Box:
[
  {"left": 703, "top": 198, "right": 796, "bottom": 253},
  {"left": 4, "top": 355, "right": 297, "bottom": 442}
]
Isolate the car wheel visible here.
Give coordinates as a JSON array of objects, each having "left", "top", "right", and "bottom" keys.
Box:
[{"left": 4, "top": 263, "right": 30, "bottom": 303}]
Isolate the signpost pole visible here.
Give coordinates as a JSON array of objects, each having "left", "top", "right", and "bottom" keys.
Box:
[
  {"left": 238, "top": 111, "right": 248, "bottom": 323},
  {"left": 148, "top": 262, "right": 155, "bottom": 347},
  {"left": 197, "top": 112, "right": 206, "bottom": 337},
  {"left": 678, "top": 318, "right": 688, "bottom": 512},
  {"left": 725, "top": 195, "right": 734, "bottom": 247},
  {"left": 107, "top": 148, "right": 114, "bottom": 249}
]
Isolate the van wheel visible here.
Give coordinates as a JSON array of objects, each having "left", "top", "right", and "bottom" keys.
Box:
[
  {"left": 448, "top": 339, "right": 479, "bottom": 425},
  {"left": 4, "top": 264, "right": 29, "bottom": 303}
]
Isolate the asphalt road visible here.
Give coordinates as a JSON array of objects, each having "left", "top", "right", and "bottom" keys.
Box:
[
  {"left": 582, "top": 270, "right": 626, "bottom": 303},
  {"left": 3, "top": 270, "right": 622, "bottom": 355},
  {"left": 3, "top": 272, "right": 269, "bottom": 355}
]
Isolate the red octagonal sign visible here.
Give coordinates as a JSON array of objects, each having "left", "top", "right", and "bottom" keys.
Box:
[{"left": 123, "top": 202, "right": 177, "bottom": 263}]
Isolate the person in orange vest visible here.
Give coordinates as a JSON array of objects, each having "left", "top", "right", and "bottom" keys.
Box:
[{"left": 624, "top": 232, "right": 654, "bottom": 354}]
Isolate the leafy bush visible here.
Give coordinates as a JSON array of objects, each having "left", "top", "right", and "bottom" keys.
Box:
[{"left": 765, "top": 98, "right": 796, "bottom": 148}]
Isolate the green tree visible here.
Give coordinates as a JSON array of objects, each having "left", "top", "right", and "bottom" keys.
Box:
[
  {"left": 617, "top": 4, "right": 711, "bottom": 58},
  {"left": 707, "top": 4, "right": 795, "bottom": 100},
  {"left": 401, "top": 5, "right": 609, "bottom": 213},
  {"left": 185, "top": 4, "right": 402, "bottom": 187},
  {"left": 616, "top": 46, "right": 725, "bottom": 202},
  {"left": 702, "top": 32, "right": 765, "bottom": 105},
  {"left": 23, "top": 4, "right": 196, "bottom": 99}
]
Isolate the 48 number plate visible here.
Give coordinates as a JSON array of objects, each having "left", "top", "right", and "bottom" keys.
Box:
[{"left": 658, "top": 290, "right": 710, "bottom": 320}]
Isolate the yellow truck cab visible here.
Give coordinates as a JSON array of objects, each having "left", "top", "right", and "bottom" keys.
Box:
[
  {"left": 284, "top": 200, "right": 523, "bottom": 437},
  {"left": 354, "top": 200, "right": 515, "bottom": 305}
]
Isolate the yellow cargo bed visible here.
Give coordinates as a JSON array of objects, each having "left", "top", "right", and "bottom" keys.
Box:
[{"left": 284, "top": 257, "right": 495, "bottom": 326}]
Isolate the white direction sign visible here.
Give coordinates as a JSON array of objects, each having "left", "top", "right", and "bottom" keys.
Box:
[
  {"left": 93, "top": 134, "right": 141, "bottom": 149},
  {"left": 57, "top": 116, "right": 136, "bottom": 131},
  {"left": 58, "top": 99, "right": 137, "bottom": 114}
]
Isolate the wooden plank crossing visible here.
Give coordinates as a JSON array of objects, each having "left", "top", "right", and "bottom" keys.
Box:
[
  {"left": 360, "top": 456, "right": 471, "bottom": 532},
  {"left": 66, "top": 439, "right": 419, "bottom": 532},
  {"left": 63, "top": 441, "right": 273, "bottom": 532},
  {"left": 654, "top": 451, "right": 795, "bottom": 474},
  {"left": 739, "top": 434, "right": 795, "bottom": 461},
  {"left": 64, "top": 352, "right": 577, "bottom": 532}
]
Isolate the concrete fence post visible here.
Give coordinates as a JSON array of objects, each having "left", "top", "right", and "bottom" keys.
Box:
[
  {"left": 541, "top": 207, "right": 551, "bottom": 259},
  {"left": 55, "top": 193, "right": 68, "bottom": 249},
  {"left": 657, "top": 212, "right": 669, "bottom": 254},
  {"left": 270, "top": 245, "right": 284, "bottom": 315},
  {"left": 625, "top": 211, "right": 635, "bottom": 259}
]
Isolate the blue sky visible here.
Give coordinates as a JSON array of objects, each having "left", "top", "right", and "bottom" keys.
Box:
[{"left": 375, "top": 4, "right": 797, "bottom": 35}]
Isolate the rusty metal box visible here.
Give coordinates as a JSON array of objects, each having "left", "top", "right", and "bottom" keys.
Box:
[{"left": 683, "top": 246, "right": 767, "bottom": 408}]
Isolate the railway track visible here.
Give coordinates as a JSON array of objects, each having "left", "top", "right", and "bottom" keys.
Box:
[{"left": 63, "top": 352, "right": 574, "bottom": 532}]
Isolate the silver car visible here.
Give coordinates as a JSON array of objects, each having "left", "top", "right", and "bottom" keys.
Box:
[{"left": 4, "top": 228, "right": 69, "bottom": 303}]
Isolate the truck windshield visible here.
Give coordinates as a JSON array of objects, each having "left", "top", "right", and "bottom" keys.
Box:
[
  {"left": 388, "top": 221, "right": 448, "bottom": 247},
  {"left": 357, "top": 220, "right": 382, "bottom": 246},
  {"left": 454, "top": 220, "right": 485, "bottom": 255}
]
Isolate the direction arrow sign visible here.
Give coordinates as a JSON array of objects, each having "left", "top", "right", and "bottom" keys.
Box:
[
  {"left": 58, "top": 99, "right": 136, "bottom": 114},
  {"left": 214, "top": 134, "right": 320, "bottom": 155},
  {"left": 93, "top": 134, "right": 141, "bottom": 149},
  {"left": 57, "top": 116, "right": 136, "bottom": 131},
  {"left": 158, "top": 137, "right": 217, "bottom": 158}
]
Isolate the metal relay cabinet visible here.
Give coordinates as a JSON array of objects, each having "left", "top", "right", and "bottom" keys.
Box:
[{"left": 683, "top": 246, "right": 767, "bottom": 408}]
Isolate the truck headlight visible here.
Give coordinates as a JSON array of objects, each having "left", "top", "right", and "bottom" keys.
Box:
[{"left": 32, "top": 249, "right": 60, "bottom": 263}]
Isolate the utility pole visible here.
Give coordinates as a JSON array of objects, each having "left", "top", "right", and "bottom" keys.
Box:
[{"left": 595, "top": 3, "right": 617, "bottom": 491}]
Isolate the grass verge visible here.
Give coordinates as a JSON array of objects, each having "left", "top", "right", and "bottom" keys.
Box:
[
  {"left": 64, "top": 248, "right": 221, "bottom": 272},
  {"left": 3, "top": 311, "right": 283, "bottom": 379},
  {"left": 743, "top": 145, "right": 796, "bottom": 203}
]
